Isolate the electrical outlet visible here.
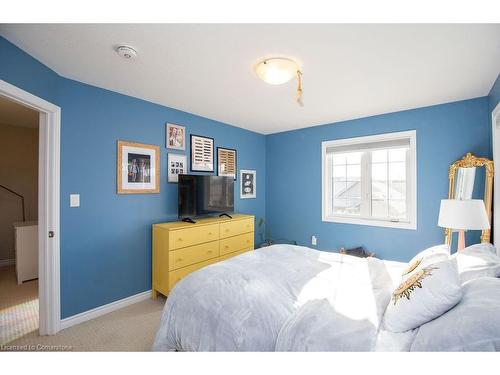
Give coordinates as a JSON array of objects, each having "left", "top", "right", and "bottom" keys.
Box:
[{"left": 311, "top": 235, "right": 317, "bottom": 246}]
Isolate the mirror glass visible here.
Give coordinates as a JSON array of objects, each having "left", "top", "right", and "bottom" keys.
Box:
[{"left": 454, "top": 167, "right": 476, "bottom": 200}]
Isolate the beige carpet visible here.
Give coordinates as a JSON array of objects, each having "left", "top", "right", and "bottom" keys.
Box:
[
  {"left": 3, "top": 296, "right": 166, "bottom": 351},
  {"left": 1, "top": 264, "right": 166, "bottom": 351},
  {"left": 0, "top": 265, "right": 39, "bottom": 345}
]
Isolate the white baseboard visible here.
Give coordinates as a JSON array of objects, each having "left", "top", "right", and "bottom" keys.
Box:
[
  {"left": 0, "top": 258, "right": 15, "bottom": 267},
  {"left": 60, "top": 289, "right": 152, "bottom": 330}
]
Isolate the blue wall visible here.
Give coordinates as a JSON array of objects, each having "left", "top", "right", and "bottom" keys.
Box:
[
  {"left": 1, "top": 36, "right": 266, "bottom": 318},
  {"left": 266, "top": 98, "right": 491, "bottom": 262},
  {"left": 0, "top": 37, "right": 59, "bottom": 104}
]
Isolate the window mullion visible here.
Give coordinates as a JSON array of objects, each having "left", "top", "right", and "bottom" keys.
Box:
[
  {"left": 360, "top": 152, "right": 371, "bottom": 218},
  {"left": 387, "top": 157, "right": 390, "bottom": 218}
]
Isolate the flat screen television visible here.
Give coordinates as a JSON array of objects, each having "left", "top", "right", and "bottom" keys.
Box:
[{"left": 178, "top": 175, "right": 234, "bottom": 220}]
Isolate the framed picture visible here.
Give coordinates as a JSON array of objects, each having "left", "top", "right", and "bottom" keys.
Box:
[
  {"left": 168, "top": 153, "right": 187, "bottom": 183},
  {"left": 166, "top": 123, "right": 186, "bottom": 150},
  {"left": 217, "top": 147, "right": 237, "bottom": 180},
  {"left": 240, "top": 169, "right": 256, "bottom": 199},
  {"left": 117, "top": 141, "right": 160, "bottom": 194},
  {"left": 190, "top": 134, "right": 214, "bottom": 172}
]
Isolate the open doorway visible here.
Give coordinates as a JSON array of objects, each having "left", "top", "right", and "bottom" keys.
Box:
[
  {"left": 0, "top": 80, "right": 61, "bottom": 340},
  {"left": 0, "top": 96, "right": 39, "bottom": 345}
]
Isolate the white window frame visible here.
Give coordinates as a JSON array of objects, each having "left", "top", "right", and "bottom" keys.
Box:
[{"left": 322, "top": 130, "right": 417, "bottom": 230}]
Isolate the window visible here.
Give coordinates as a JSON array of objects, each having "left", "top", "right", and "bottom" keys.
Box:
[{"left": 322, "top": 130, "right": 416, "bottom": 229}]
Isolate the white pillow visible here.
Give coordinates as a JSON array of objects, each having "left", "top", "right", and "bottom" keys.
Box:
[
  {"left": 451, "top": 243, "right": 500, "bottom": 284},
  {"left": 383, "top": 258, "right": 462, "bottom": 333},
  {"left": 403, "top": 244, "right": 450, "bottom": 276}
]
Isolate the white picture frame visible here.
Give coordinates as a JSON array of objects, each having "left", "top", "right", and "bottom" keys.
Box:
[
  {"left": 166, "top": 123, "right": 186, "bottom": 151},
  {"left": 168, "top": 153, "right": 187, "bottom": 183},
  {"left": 240, "top": 169, "right": 256, "bottom": 199}
]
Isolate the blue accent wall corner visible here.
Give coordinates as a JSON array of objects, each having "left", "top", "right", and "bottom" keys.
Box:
[{"left": 265, "top": 98, "right": 491, "bottom": 262}]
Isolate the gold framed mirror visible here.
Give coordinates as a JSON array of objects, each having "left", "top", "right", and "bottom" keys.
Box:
[{"left": 445, "top": 152, "right": 494, "bottom": 245}]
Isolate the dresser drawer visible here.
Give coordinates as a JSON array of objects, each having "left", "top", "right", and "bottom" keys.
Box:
[
  {"left": 219, "top": 247, "right": 253, "bottom": 262},
  {"left": 169, "top": 258, "right": 218, "bottom": 291},
  {"left": 220, "top": 218, "right": 254, "bottom": 239},
  {"left": 169, "top": 224, "right": 219, "bottom": 250},
  {"left": 169, "top": 241, "right": 219, "bottom": 271},
  {"left": 220, "top": 232, "right": 254, "bottom": 255}
]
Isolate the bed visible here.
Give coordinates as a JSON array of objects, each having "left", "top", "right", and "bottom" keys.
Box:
[{"left": 152, "top": 244, "right": 500, "bottom": 351}]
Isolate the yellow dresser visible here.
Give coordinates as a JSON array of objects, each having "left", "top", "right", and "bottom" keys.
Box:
[{"left": 152, "top": 214, "right": 254, "bottom": 298}]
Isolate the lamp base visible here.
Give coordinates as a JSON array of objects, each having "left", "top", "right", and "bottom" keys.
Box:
[{"left": 457, "top": 230, "right": 466, "bottom": 251}]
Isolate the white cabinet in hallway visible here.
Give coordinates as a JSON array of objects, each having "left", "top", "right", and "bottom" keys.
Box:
[{"left": 13, "top": 221, "right": 38, "bottom": 284}]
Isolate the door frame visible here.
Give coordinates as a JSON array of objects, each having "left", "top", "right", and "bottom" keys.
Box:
[
  {"left": 0, "top": 79, "right": 61, "bottom": 335},
  {"left": 493, "top": 102, "right": 500, "bottom": 254}
]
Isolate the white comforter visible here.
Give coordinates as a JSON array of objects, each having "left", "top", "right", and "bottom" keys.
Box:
[{"left": 152, "top": 244, "right": 416, "bottom": 351}]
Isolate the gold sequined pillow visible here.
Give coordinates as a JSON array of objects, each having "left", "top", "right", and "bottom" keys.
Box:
[{"left": 384, "top": 259, "right": 462, "bottom": 332}]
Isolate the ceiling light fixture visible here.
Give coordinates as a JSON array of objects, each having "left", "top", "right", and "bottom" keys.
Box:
[
  {"left": 254, "top": 57, "right": 303, "bottom": 106},
  {"left": 116, "top": 45, "right": 138, "bottom": 60}
]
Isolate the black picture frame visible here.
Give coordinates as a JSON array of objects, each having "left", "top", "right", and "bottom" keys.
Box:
[
  {"left": 217, "top": 147, "right": 237, "bottom": 181},
  {"left": 190, "top": 134, "right": 215, "bottom": 172}
]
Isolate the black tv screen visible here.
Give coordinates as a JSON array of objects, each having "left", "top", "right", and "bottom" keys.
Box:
[{"left": 178, "top": 175, "right": 234, "bottom": 219}]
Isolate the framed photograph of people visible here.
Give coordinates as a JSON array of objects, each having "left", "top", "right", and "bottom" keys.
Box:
[
  {"left": 168, "top": 153, "right": 187, "bottom": 183},
  {"left": 117, "top": 140, "right": 160, "bottom": 194},
  {"left": 240, "top": 169, "right": 256, "bottom": 199},
  {"left": 190, "top": 134, "right": 214, "bottom": 172},
  {"left": 217, "top": 147, "right": 237, "bottom": 180},
  {"left": 166, "top": 123, "right": 186, "bottom": 151}
]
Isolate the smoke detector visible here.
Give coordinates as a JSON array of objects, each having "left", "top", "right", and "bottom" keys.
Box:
[{"left": 116, "top": 45, "right": 138, "bottom": 60}]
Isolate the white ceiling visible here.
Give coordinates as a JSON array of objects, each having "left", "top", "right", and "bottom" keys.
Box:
[
  {"left": 0, "top": 96, "right": 38, "bottom": 128},
  {"left": 0, "top": 24, "right": 499, "bottom": 134}
]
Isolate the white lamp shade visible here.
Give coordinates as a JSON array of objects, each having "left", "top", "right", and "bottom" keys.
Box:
[{"left": 438, "top": 199, "right": 490, "bottom": 230}]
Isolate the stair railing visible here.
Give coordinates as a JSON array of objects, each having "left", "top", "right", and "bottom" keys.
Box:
[{"left": 0, "top": 184, "right": 26, "bottom": 222}]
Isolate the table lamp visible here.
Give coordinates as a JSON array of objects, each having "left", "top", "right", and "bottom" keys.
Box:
[{"left": 438, "top": 199, "right": 490, "bottom": 251}]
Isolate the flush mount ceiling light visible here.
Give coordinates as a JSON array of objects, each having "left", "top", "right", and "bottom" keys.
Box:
[
  {"left": 116, "top": 45, "right": 138, "bottom": 60},
  {"left": 254, "top": 57, "right": 303, "bottom": 106}
]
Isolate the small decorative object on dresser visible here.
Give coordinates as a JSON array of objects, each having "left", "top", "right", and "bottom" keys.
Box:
[
  {"left": 240, "top": 169, "right": 256, "bottom": 199},
  {"left": 166, "top": 123, "right": 186, "bottom": 150},
  {"left": 167, "top": 153, "right": 187, "bottom": 183},
  {"left": 152, "top": 214, "right": 255, "bottom": 298},
  {"left": 190, "top": 134, "right": 214, "bottom": 172},
  {"left": 217, "top": 147, "right": 237, "bottom": 180},
  {"left": 117, "top": 140, "right": 160, "bottom": 194}
]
